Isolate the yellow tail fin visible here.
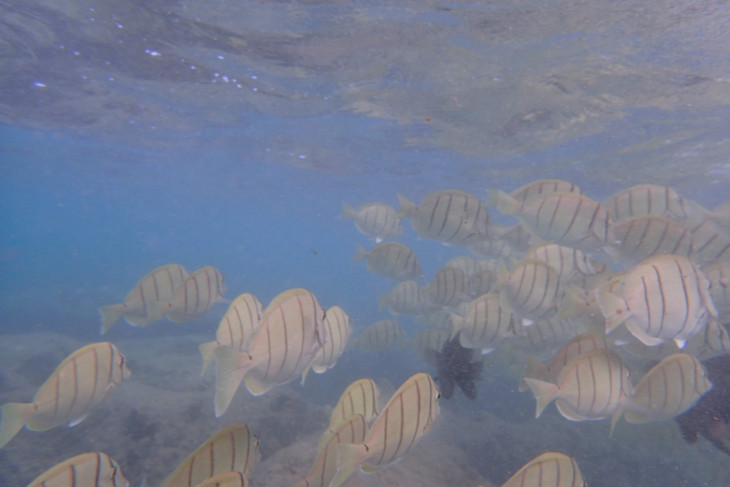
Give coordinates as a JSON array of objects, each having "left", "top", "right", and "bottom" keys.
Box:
[
  {"left": 328, "top": 442, "right": 369, "bottom": 487},
  {"left": 0, "top": 402, "right": 36, "bottom": 449},
  {"left": 198, "top": 341, "right": 219, "bottom": 376},
  {"left": 214, "top": 347, "right": 250, "bottom": 417},
  {"left": 99, "top": 304, "right": 125, "bottom": 335}
]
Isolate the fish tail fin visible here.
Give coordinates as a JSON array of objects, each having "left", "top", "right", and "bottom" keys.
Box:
[
  {"left": 449, "top": 313, "right": 464, "bottom": 340},
  {"left": 595, "top": 287, "right": 629, "bottom": 334},
  {"left": 520, "top": 357, "right": 548, "bottom": 392},
  {"left": 523, "top": 378, "right": 559, "bottom": 418},
  {"left": 214, "top": 347, "right": 251, "bottom": 418},
  {"left": 99, "top": 304, "right": 125, "bottom": 335},
  {"left": 341, "top": 202, "right": 356, "bottom": 219},
  {"left": 487, "top": 190, "right": 521, "bottom": 215},
  {"left": 396, "top": 193, "right": 417, "bottom": 218},
  {"left": 0, "top": 402, "right": 36, "bottom": 449},
  {"left": 301, "top": 365, "right": 311, "bottom": 385},
  {"left": 329, "top": 443, "right": 369, "bottom": 487},
  {"left": 351, "top": 243, "right": 368, "bottom": 264},
  {"left": 198, "top": 341, "right": 218, "bottom": 376},
  {"left": 609, "top": 408, "right": 624, "bottom": 437}
]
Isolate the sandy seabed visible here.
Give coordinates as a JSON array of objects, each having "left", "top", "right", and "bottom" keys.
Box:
[{"left": 0, "top": 332, "right": 727, "bottom": 487}]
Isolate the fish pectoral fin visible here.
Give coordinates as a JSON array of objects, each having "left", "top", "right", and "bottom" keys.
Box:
[
  {"left": 624, "top": 322, "right": 665, "bottom": 347},
  {"left": 244, "top": 376, "right": 276, "bottom": 396},
  {"left": 67, "top": 413, "right": 89, "bottom": 428},
  {"left": 360, "top": 464, "right": 383, "bottom": 474}
]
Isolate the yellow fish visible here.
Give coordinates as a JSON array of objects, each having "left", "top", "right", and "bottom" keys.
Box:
[
  {"left": 306, "top": 306, "right": 352, "bottom": 377},
  {"left": 341, "top": 201, "right": 402, "bottom": 243},
  {"left": 27, "top": 451, "right": 129, "bottom": 487},
  {"left": 501, "top": 451, "right": 586, "bottom": 487},
  {"left": 162, "top": 424, "right": 259, "bottom": 487},
  {"left": 0, "top": 342, "right": 130, "bottom": 449},
  {"left": 199, "top": 293, "right": 263, "bottom": 375},
  {"left": 352, "top": 242, "right": 422, "bottom": 281},
  {"left": 319, "top": 378, "right": 381, "bottom": 452},
  {"left": 329, "top": 372, "right": 440, "bottom": 487},
  {"left": 214, "top": 288, "right": 326, "bottom": 417},
  {"left": 165, "top": 265, "right": 227, "bottom": 323},
  {"left": 99, "top": 263, "right": 189, "bottom": 334},
  {"left": 194, "top": 471, "right": 249, "bottom": 487}
]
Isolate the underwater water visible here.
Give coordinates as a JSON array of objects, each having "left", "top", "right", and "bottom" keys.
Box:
[{"left": 2, "top": 1, "right": 730, "bottom": 486}]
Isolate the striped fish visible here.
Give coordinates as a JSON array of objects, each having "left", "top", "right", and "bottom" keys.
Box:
[
  {"left": 507, "top": 179, "right": 583, "bottom": 204},
  {"left": 409, "top": 328, "right": 452, "bottom": 359},
  {"left": 329, "top": 372, "right": 441, "bottom": 487},
  {"left": 297, "top": 414, "right": 369, "bottom": 487},
  {"left": 307, "top": 306, "right": 352, "bottom": 375},
  {"left": 194, "top": 471, "right": 249, "bottom": 487},
  {"left": 520, "top": 333, "right": 608, "bottom": 391},
  {"left": 491, "top": 190, "right": 616, "bottom": 253},
  {"left": 341, "top": 202, "right": 402, "bottom": 243},
  {"left": 162, "top": 424, "right": 259, "bottom": 487},
  {"left": 468, "top": 267, "right": 499, "bottom": 297},
  {"left": 99, "top": 263, "right": 189, "bottom": 334},
  {"left": 596, "top": 254, "right": 718, "bottom": 348},
  {"left": 611, "top": 354, "right": 712, "bottom": 434},
  {"left": 319, "top": 378, "right": 381, "bottom": 452},
  {"left": 199, "top": 293, "right": 263, "bottom": 375},
  {"left": 213, "top": 288, "right": 327, "bottom": 417},
  {"left": 498, "top": 259, "right": 565, "bottom": 322},
  {"left": 524, "top": 243, "right": 599, "bottom": 283},
  {"left": 450, "top": 293, "right": 519, "bottom": 354},
  {"left": 427, "top": 266, "right": 470, "bottom": 307},
  {"left": 27, "top": 451, "right": 129, "bottom": 487},
  {"left": 688, "top": 219, "right": 730, "bottom": 266},
  {"left": 682, "top": 320, "right": 730, "bottom": 361},
  {"left": 397, "top": 190, "right": 490, "bottom": 246},
  {"left": 520, "top": 318, "right": 586, "bottom": 356},
  {"left": 704, "top": 261, "right": 730, "bottom": 315},
  {"left": 0, "top": 342, "right": 131, "bottom": 449},
  {"left": 710, "top": 200, "right": 730, "bottom": 232},
  {"left": 499, "top": 223, "right": 539, "bottom": 253},
  {"left": 166, "top": 266, "right": 227, "bottom": 323},
  {"left": 501, "top": 451, "right": 586, "bottom": 487},
  {"left": 613, "top": 216, "right": 693, "bottom": 263},
  {"left": 351, "top": 242, "right": 422, "bottom": 281},
  {"left": 467, "top": 233, "right": 514, "bottom": 260},
  {"left": 524, "top": 349, "right": 632, "bottom": 421},
  {"left": 602, "top": 184, "right": 703, "bottom": 223},
  {"left": 378, "top": 280, "right": 428, "bottom": 315},
  {"left": 354, "top": 320, "right": 406, "bottom": 352}
]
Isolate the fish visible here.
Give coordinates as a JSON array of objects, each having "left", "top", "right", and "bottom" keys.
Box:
[
  {"left": 194, "top": 471, "right": 249, "bottom": 487},
  {"left": 306, "top": 305, "right": 352, "bottom": 376},
  {"left": 450, "top": 293, "right": 519, "bottom": 354},
  {"left": 490, "top": 190, "right": 616, "bottom": 254},
  {"left": 468, "top": 266, "right": 499, "bottom": 297},
  {"left": 409, "top": 328, "right": 452, "bottom": 359},
  {"left": 378, "top": 280, "right": 428, "bottom": 315},
  {"left": 0, "top": 342, "right": 131, "bottom": 449},
  {"left": 162, "top": 424, "right": 259, "bottom": 487},
  {"left": 602, "top": 184, "right": 705, "bottom": 223},
  {"left": 520, "top": 318, "right": 586, "bottom": 355},
  {"left": 704, "top": 261, "right": 730, "bottom": 315},
  {"left": 297, "top": 414, "right": 369, "bottom": 487},
  {"left": 213, "top": 288, "right": 327, "bottom": 417},
  {"left": 426, "top": 332, "right": 483, "bottom": 400},
  {"left": 611, "top": 353, "right": 712, "bottom": 434},
  {"left": 520, "top": 333, "right": 608, "bottom": 391},
  {"left": 524, "top": 348, "right": 632, "bottom": 421},
  {"left": 524, "top": 243, "right": 600, "bottom": 283},
  {"left": 329, "top": 372, "right": 441, "bottom": 487},
  {"left": 341, "top": 201, "right": 402, "bottom": 242},
  {"left": 501, "top": 451, "right": 586, "bottom": 487},
  {"left": 99, "top": 263, "right": 189, "bottom": 334},
  {"left": 687, "top": 219, "right": 730, "bottom": 266},
  {"left": 612, "top": 215, "right": 694, "bottom": 264},
  {"left": 319, "top": 378, "right": 381, "bottom": 452},
  {"left": 427, "top": 266, "right": 470, "bottom": 307},
  {"left": 27, "top": 451, "right": 130, "bottom": 487},
  {"left": 199, "top": 293, "right": 263, "bottom": 375},
  {"left": 676, "top": 354, "right": 730, "bottom": 456},
  {"left": 498, "top": 259, "right": 565, "bottom": 322},
  {"left": 354, "top": 320, "right": 406, "bottom": 352},
  {"left": 506, "top": 179, "right": 583, "bottom": 204},
  {"left": 165, "top": 265, "right": 227, "bottom": 323},
  {"left": 397, "top": 190, "right": 490, "bottom": 246},
  {"left": 351, "top": 242, "right": 423, "bottom": 280},
  {"left": 595, "top": 254, "right": 717, "bottom": 348}
]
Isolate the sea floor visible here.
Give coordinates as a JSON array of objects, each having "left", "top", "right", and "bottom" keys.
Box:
[{"left": 0, "top": 332, "right": 727, "bottom": 486}]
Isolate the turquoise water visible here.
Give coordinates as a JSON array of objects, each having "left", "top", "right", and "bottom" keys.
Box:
[{"left": 2, "top": 1, "right": 730, "bottom": 486}]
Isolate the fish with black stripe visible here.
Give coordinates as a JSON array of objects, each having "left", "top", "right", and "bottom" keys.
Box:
[{"left": 27, "top": 451, "right": 129, "bottom": 487}]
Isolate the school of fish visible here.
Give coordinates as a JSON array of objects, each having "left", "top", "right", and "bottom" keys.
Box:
[{"left": 2, "top": 179, "right": 730, "bottom": 486}]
